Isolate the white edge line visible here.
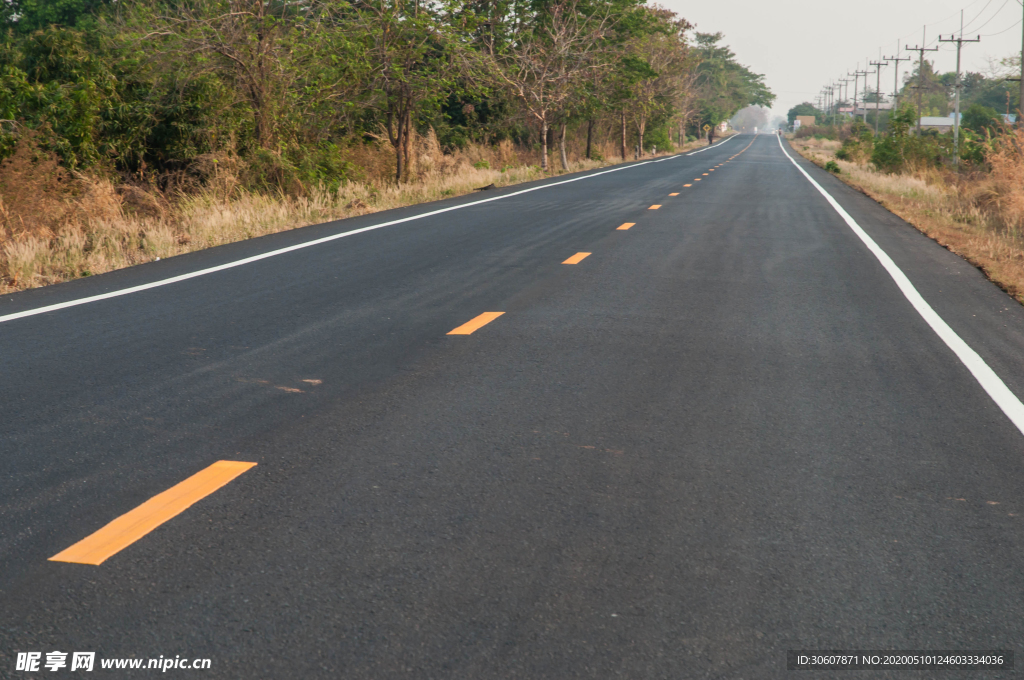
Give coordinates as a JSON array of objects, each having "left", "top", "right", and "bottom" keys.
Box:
[
  {"left": 776, "top": 133, "right": 1024, "bottom": 437},
  {"left": 0, "top": 143, "right": 734, "bottom": 325},
  {"left": 684, "top": 135, "right": 738, "bottom": 156}
]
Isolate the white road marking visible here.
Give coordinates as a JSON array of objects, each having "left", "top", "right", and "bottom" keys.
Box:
[
  {"left": 777, "top": 133, "right": 1024, "bottom": 437},
  {"left": 682, "top": 136, "right": 738, "bottom": 157},
  {"left": 0, "top": 146, "right": 733, "bottom": 325}
]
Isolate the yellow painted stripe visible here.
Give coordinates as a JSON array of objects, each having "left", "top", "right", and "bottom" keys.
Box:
[
  {"left": 617, "top": 222, "right": 635, "bottom": 230},
  {"left": 447, "top": 311, "right": 504, "bottom": 335},
  {"left": 649, "top": 205, "right": 661, "bottom": 210},
  {"left": 668, "top": 192, "right": 679, "bottom": 196},
  {"left": 50, "top": 461, "right": 257, "bottom": 566},
  {"left": 683, "top": 184, "right": 692, "bottom": 187},
  {"left": 562, "top": 252, "right": 591, "bottom": 265},
  {"left": 695, "top": 178, "right": 701, "bottom": 181},
  {"left": 702, "top": 173, "right": 709, "bottom": 176}
]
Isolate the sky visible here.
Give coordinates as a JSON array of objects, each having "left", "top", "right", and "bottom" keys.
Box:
[{"left": 660, "top": 0, "right": 1024, "bottom": 120}]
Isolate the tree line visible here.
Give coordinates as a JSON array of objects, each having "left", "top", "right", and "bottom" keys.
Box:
[{"left": 0, "top": 0, "right": 773, "bottom": 190}]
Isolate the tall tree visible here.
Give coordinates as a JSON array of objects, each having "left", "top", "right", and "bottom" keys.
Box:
[
  {"left": 691, "top": 32, "right": 773, "bottom": 134},
  {"left": 620, "top": 8, "right": 692, "bottom": 155},
  {"left": 355, "top": 0, "right": 464, "bottom": 182},
  {"left": 493, "top": 0, "right": 611, "bottom": 171}
]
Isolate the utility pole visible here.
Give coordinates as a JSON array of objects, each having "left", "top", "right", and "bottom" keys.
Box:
[
  {"left": 862, "top": 58, "right": 875, "bottom": 124},
  {"left": 870, "top": 59, "right": 887, "bottom": 134},
  {"left": 831, "top": 82, "right": 838, "bottom": 125},
  {"left": 940, "top": 12, "right": 980, "bottom": 166},
  {"left": 906, "top": 27, "right": 939, "bottom": 135},
  {"left": 884, "top": 40, "right": 911, "bottom": 111},
  {"left": 851, "top": 67, "right": 870, "bottom": 124},
  {"left": 838, "top": 78, "right": 852, "bottom": 122},
  {"left": 848, "top": 70, "right": 861, "bottom": 124}
]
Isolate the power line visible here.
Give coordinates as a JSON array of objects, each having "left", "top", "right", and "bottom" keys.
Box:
[
  {"left": 982, "top": 17, "right": 1023, "bottom": 35},
  {"left": 962, "top": 0, "right": 996, "bottom": 32},
  {"left": 967, "top": 0, "right": 1012, "bottom": 33}
]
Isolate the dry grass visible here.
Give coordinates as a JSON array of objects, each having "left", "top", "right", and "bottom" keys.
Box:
[
  {"left": 0, "top": 130, "right": 714, "bottom": 293},
  {"left": 790, "top": 134, "right": 1024, "bottom": 303}
]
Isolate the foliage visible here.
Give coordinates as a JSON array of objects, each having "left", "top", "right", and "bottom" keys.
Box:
[
  {"left": 871, "top": 104, "right": 943, "bottom": 173},
  {"left": 0, "top": 0, "right": 773, "bottom": 188},
  {"left": 962, "top": 103, "right": 1002, "bottom": 136},
  {"left": 834, "top": 122, "right": 873, "bottom": 162},
  {"left": 690, "top": 32, "right": 773, "bottom": 134},
  {"left": 787, "top": 102, "right": 823, "bottom": 126}
]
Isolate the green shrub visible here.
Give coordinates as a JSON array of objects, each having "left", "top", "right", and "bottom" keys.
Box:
[
  {"left": 835, "top": 122, "right": 874, "bottom": 162},
  {"left": 643, "top": 125, "right": 672, "bottom": 152},
  {"left": 473, "top": 158, "right": 489, "bottom": 169},
  {"left": 962, "top": 103, "right": 1002, "bottom": 136},
  {"left": 824, "top": 160, "right": 840, "bottom": 174},
  {"left": 871, "top": 105, "right": 943, "bottom": 173}
]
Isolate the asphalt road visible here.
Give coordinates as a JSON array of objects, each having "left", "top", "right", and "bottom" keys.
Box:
[{"left": 2, "top": 134, "right": 1024, "bottom": 678}]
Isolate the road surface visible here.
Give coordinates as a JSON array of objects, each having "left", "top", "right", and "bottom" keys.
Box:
[{"left": 2, "top": 134, "right": 1023, "bottom": 677}]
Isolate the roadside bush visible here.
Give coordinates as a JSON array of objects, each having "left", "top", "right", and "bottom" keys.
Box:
[
  {"left": 824, "top": 160, "right": 840, "bottom": 174},
  {"left": 835, "top": 122, "right": 874, "bottom": 162},
  {"left": 962, "top": 103, "right": 1003, "bottom": 137},
  {"left": 643, "top": 125, "right": 672, "bottom": 152},
  {"left": 872, "top": 105, "right": 943, "bottom": 173},
  {"left": 794, "top": 124, "right": 837, "bottom": 140}
]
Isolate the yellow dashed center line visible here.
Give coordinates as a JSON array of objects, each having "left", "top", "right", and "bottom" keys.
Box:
[
  {"left": 448, "top": 311, "right": 504, "bottom": 335},
  {"left": 702, "top": 173, "right": 709, "bottom": 176},
  {"left": 649, "top": 205, "right": 661, "bottom": 210},
  {"left": 562, "top": 252, "right": 591, "bottom": 265},
  {"left": 668, "top": 192, "right": 679, "bottom": 196},
  {"left": 617, "top": 222, "right": 635, "bottom": 230},
  {"left": 683, "top": 184, "right": 692, "bottom": 187},
  {"left": 50, "top": 461, "right": 257, "bottom": 566}
]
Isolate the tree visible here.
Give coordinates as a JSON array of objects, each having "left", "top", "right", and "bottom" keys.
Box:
[
  {"left": 493, "top": 0, "right": 611, "bottom": 171},
  {"left": 897, "top": 58, "right": 948, "bottom": 117},
  {"left": 136, "top": 0, "right": 313, "bottom": 149},
  {"left": 355, "top": 0, "right": 464, "bottom": 182},
  {"left": 619, "top": 9, "right": 692, "bottom": 156},
  {"left": 731, "top": 105, "right": 769, "bottom": 132},
  {"left": 691, "top": 32, "right": 773, "bottom": 135},
  {"left": 0, "top": 0, "right": 113, "bottom": 33},
  {"left": 962, "top": 103, "right": 1002, "bottom": 135},
  {"left": 787, "top": 102, "right": 822, "bottom": 126}
]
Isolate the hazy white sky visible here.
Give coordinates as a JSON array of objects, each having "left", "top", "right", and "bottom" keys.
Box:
[{"left": 660, "top": 0, "right": 1024, "bottom": 119}]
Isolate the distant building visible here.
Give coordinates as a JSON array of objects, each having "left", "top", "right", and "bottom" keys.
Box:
[
  {"left": 855, "top": 102, "right": 893, "bottom": 115},
  {"left": 919, "top": 114, "right": 960, "bottom": 132},
  {"left": 917, "top": 114, "right": 1017, "bottom": 131}
]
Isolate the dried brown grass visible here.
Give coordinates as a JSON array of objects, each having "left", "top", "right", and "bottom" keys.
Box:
[
  {"left": 0, "top": 130, "right": 713, "bottom": 293},
  {"left": 790, "top": 133, "right": 1024, "bottom": 302}
]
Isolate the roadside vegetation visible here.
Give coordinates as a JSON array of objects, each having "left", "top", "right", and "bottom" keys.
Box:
[
  {"left": 0, "top": 0, "right": 772, "bottom": 292},
  {"left": 782, "top": 49, "right": 1024, "bottom": 302},
  {"left": 788, "top": 114, "right": 1024, "bottom": 302}
]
